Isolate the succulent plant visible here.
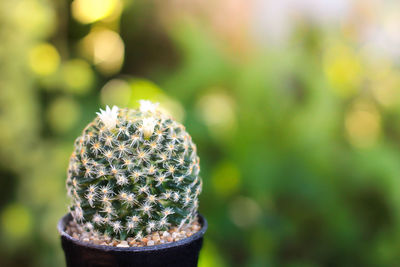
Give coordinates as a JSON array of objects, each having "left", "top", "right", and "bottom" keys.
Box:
[{"left": 66, "top": 101, "right": 201, "bottom": 240}]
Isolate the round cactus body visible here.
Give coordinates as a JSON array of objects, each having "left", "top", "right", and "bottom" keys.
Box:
[{"left": 66, "top": 101, "right": 201, "bottom": 240}]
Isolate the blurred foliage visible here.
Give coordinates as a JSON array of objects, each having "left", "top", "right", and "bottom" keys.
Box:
[{"left": 2, "top": 0, "right": 400, "bottom": 266}]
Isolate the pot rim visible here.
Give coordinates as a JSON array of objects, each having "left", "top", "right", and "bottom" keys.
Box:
[{"left": 58, "top": 212, "right": 207, "bottom": 252}]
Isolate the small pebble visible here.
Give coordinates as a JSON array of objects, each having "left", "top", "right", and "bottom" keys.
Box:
[
  {"left": 162, "top": 231, "right": 170, "bottom": 238},
  {"left": 117, "top": 241, "right": 129, "bottom": 248}
]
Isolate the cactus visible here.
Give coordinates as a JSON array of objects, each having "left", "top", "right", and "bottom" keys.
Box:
[{"left": 66, "top": 101, "right": 201, "bottom": 240}]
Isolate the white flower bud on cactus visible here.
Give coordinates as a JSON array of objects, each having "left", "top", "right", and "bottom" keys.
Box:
[
  {"left": 139, "top": 100, "right": 159, "bottom": 114},
  {"left": 142, "top": 117, "right": 157, "bottom": 138},
  {"left": 96, "top": 105, "right": 119, "bottom": 130}
]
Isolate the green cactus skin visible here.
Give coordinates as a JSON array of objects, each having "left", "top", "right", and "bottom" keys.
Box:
[{"left": 66, "top": 103, "right": 201, "bottom": 240}]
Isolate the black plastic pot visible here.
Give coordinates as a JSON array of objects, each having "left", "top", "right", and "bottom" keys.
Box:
[{"left": 58, "top": 213, "right": 207, "bottom": 267}]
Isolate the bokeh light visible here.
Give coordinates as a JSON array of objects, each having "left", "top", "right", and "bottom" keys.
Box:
[
  {"left": 324, "top": 42, "right": 363, "bottom": 98},
  {"left": 46, "top": 97, "right": 81, "bottom": 133},
  {"left": 100, "top": 79, "right": 132, "bottom": 106},
  {"left": 229, "top": 196, "right": 261, "bottom": 228},
  {"left": 345, "top": 100, "right": 381, "bottom": 149},
  {"left": 81, "top": 27, "right": 125, "bottom": 75},
  {"left": 60, "top": 59, "right": 95, "bottom": 94},
  {"left": 196, "top": 91, "right": 236, "bottom": 140},
  {"left": 369, "top": 64, "right": 400, "bottom": 109},
  {"left": 28, "top": 43, "right": 60, "bottom": 76},
  {"left": 11, "top": 0, "right": 55, "bottom": 37},
  {"left": 71, "top": 0, "right": 120, "bottom": 24}
]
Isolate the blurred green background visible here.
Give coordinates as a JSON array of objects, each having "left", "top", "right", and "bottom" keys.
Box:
[{"left": 2, "top": 0, "right": 400, "bottom": 266}]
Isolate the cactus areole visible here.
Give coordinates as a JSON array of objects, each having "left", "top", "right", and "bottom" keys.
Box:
[{"left": 66, "top": 101, "right": 202, "bottom": 241}]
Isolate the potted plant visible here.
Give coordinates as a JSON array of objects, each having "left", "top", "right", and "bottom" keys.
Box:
[{"left": 58, "top": 100, "right": 207, "bottom": 267}]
